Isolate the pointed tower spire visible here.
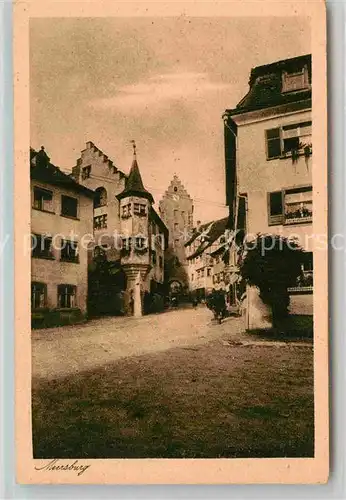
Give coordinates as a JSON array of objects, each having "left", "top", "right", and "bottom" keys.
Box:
[{"left": 117, "top": 141, "right": 154, "bottom": 203}]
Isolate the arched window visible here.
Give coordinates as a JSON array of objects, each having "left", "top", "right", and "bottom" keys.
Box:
[{"left": 94, "top": 187, "right": 107, "bottom": 208}]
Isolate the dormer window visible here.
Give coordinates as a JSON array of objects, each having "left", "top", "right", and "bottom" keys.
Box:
[{"left": 282, "top": 66, "right": 309, "bottom": 93}]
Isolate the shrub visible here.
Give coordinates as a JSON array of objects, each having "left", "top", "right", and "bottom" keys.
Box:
[{"left": 239, "top": 234, "right": 304, "bottom": 326}]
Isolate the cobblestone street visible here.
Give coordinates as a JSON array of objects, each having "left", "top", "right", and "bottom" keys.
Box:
[
  {"left": 32, "top": 306, "right": 314, "bottom": 459},
  {"left": 32, "top": 306, "right": 249, "bottom": 380}
]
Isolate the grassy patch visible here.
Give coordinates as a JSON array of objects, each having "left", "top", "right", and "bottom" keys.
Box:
[{"left": 32, "top": 341, "right": 314, "bottom": 459}]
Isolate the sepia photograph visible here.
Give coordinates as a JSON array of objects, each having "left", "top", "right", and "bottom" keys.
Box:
[{"left": 14, "top": 0, "right": 328, "bottom": 484}]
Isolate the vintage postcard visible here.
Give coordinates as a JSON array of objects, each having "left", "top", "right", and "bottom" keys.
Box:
[{"left": 14, "top": 0, "right": 328, "bottom": 484}]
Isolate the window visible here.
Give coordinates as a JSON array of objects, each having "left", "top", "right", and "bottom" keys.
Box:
[
  {"left": 159, "top": 256, "right": 163, "bottom": 268},
  {"left": 282, "top": 122, "right": 312, "bottom": 155},
  {"left": 282, "top": 67, "right": 309, "bottom": 93},
  {"left": 135, "top": 237, "right": 147, "bottom": 249},
  {"left": 174, "top": 222, "right": 179, "bottom": 232},
  {"left": 174, "top": 238, "right": 180, "bottom": 248},
  {"left": 266, "top": 128, "right": 281, "bottom": 159},
  {"left": 284, "top": 187, "right": 312, "bottom": 224},
  {"left": 207, "top": 268, "right": 211, "bottom": 277},
  {"left": 302, "top": 252, "right": 313, "bottom": 273},
  {"left": 31, "top": 282, "right": 47, "bottom": 310},
  {"left": 33, "top": 187, "right": 53, "bottom": 212},
  {"left": 32, "top": 234, "right": 54, "bottom": 259},
  {"left": 94, "top": 187, "right": 107, "bottom": 208},
  {"left": 191, "top": 273, "right": 194, "bottom": 281},
  {"left": 151, "top": 250, "right": 157, "bottom": 265},
  {"left": 60, "top": 240, "right": 79, "bottom": 263},
  {"left": 174, "top": 209, "right": 178, "bottom": 219},
  {"left": 174, "top": 186, "right": 178, "bottom": 192},
  {"left": 268, "top": 187, "right": 312, "bottom": 225},
  {"left": 121, "top": 237, "right": 132, "bottom": 252},
  {"left": 94, "top": 214, "right": 108, "bottom": 230},
  {"left": 288, "top": 252, "right": 313, "bottom": 292},
  {"left": 61, "top": 195, "right": 78, "bottom": 218},
  {"left": 266, "top": 122, "right": 312, "bottom": 160},
  {"left": 134, "top": 203, "right": 146, "bottom": 216},
  {"left": 58, "top": 284, "right": 77, "bottom": 308},
  {"left": 122, "top": 203, "right": 131, "bottom": 218},
  {"left": 81, "top": 165, "right": 91, "bottom": 180}
]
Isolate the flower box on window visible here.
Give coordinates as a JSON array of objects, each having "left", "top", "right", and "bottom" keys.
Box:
[
  {"left": 266, "top": 121, "right": 312, "bottom": 161},
  {"left": 135, "top": 247, "right": 148, "bottom": 255},
  {"left": 268, "top": 186, "right": 312, "bottom": 226}
]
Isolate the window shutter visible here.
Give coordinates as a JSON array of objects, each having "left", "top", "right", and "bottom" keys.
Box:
[
  {"left": 268, "top": 191, "right": 284, "bottom": 225},
  {"left": 266, "top": 128, "right": 281, "bottom": 159}
]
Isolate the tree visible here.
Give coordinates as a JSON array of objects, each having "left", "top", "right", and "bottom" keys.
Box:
[{"left": 239, "top": 234, "right": 304, "bottom": 326}]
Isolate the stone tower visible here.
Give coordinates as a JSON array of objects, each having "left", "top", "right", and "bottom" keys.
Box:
[
  {"left": 117, "top": 144, "right": 154, "bottom": 315},
  {"left": 159, "top": 175, "right": 194, "bottom": 292}
]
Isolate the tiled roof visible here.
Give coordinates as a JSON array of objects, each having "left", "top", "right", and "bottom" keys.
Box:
[
  {"left": 150, "top": 207, "right": 169, "bottom": 248},
  {"left": 226, "top": 54, "right": 311, "bottom": 116},
  {"left": 30, "top": 147, "right": 95, "bottom": 198},
  {"left": 117, "top": 155, "right": 154, "bottom": 203},
  {"left": 186, "top": 217, "right": 229, "bottom": 260}
]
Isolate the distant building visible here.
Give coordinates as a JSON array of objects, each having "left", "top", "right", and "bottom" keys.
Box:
[
  {"left": 159, "top": 175, "right": 194, "bottom": 295},
  {"left": 71, "top": 141, "right": 168, "bottom": 314},
  {"left": 185, "top": 217, "right": 230, "bottom": 301},
  {"left": 223, "top": 54, "right": 313, "bottom": 328},
  {"left": 31, "top": 147, "right": 94, "bottom": 328}
]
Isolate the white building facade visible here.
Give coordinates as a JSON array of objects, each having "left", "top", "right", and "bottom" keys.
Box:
[
  {"left": 31, "top": 147, "right": 94, "bottom": 328},
  {"left": 223, "top": 55, "right": 313, "bottom": 328}
]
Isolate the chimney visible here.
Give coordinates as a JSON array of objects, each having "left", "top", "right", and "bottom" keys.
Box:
[{"left": 35, "top": 146, "right": 50, "bottom": 168}]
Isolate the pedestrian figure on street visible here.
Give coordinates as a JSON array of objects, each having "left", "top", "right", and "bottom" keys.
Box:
[{"left": 206, "top": 289, "right": 227, "bottom": 324}]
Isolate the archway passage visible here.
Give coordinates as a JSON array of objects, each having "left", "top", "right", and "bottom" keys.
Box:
[
  {"left": 88, "top": 253, "right": 127, "bottom": 317},
  {"left": 169, "top": 280, "right": 182, "bottom": 294}
]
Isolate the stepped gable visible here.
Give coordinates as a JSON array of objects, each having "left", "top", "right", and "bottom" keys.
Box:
[
  {"left": 72, "top": 141, "right": 127, "bottom": 180},
  {"left": 164, "top": 174, "right": 192, "bottom": 199}
]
